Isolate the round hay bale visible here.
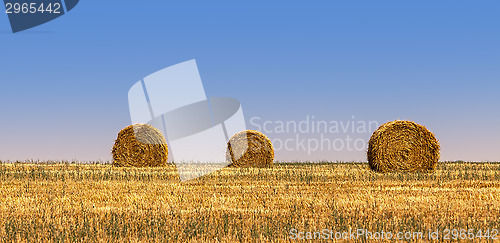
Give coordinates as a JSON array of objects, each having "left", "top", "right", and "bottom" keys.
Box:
[
  {"left": 226, "top": 130, "right": 274, "bottom": 167},
  {"left": 112, "top": 124, "right": 168, "bottom": 167},
  {"left": 367, "top": 120, "right": 440, "bottom": 173}
]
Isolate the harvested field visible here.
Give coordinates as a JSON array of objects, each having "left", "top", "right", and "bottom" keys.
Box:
[{"left": 0, "top": 162, "right": 499, "bottom": 242}]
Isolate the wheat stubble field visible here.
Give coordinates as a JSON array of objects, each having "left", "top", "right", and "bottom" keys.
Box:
[{"left": 0, "top": 162, "right": 499, "bottom": 242}]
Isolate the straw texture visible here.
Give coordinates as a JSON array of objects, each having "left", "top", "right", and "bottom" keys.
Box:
[
  {"left": 112, "top": 124, "right": 168, "bottom": 167},
  {"left": 367, "top": 120, "right": 440, "bottom": 172},
  {"left": 226, "top": 130, "right": 274, "bottom": 167}
]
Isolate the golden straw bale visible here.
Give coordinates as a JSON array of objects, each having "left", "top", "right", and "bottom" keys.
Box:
[
  {"left": 226, "top": 130, "right": 274, "bottom": 167},
  {"left": 112, "top": 124, "right": 168, "bottom": 167},
  {"left": 367, "top": 120, "right": 440, "bottom": 172}
]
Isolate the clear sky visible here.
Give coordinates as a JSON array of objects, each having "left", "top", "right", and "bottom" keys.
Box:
[{"left": 0, "top": 1, "right": 499, "bottom": 162}]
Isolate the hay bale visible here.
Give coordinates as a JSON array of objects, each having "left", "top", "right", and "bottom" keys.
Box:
[
  {"left": 226, "top": 130, "right": 274, "bottom": 167},
  {"left": 367, "top": 120, "right": 440, "bottom": 173},
  {"left": 112, "top": 124, "right": 168, "bottom": 167}
]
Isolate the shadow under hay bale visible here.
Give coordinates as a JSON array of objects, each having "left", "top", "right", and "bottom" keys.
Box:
[
  {"left": 367, "top": 120, "right": 440, "bottom": 173},
  {"left": 226, "top": 130, "right": 274, "bottom": 168},
  {"left": 112, "top": 124, "right": 168, "bottom": 167}
]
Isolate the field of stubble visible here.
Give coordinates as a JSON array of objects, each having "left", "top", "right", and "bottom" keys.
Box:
[{"left": 0, "top": 162, "right": 499, "bottom": 242}]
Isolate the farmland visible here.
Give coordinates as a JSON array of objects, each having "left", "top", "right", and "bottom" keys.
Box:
[{"left": 0, "top": 162, "right": 499, "bottom": 242}]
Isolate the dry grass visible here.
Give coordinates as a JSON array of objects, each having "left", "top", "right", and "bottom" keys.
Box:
[
  {"left": 367, "top": 120, "right": 440, "bottom": 173},
  {"left": 0, "top": 162, "right": 499, "bottom": 242}
]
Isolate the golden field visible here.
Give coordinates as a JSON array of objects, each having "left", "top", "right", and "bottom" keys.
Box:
[{"left": 0, "top": 162, "right": 499, "bottom": 242}]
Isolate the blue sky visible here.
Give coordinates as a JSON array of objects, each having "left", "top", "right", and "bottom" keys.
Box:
[{"left": 0, "top": 1, "right": 499, "bottom": 162}]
